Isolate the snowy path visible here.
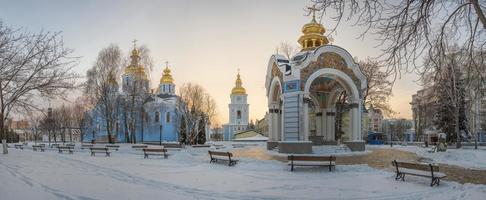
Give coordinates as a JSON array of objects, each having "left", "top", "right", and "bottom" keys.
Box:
[{"left": 1, "top": 145, "right": 486, "bottom": 200}]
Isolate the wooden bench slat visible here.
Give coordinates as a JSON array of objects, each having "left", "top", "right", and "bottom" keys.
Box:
[
  {"left": 392, "top": 160, "right": 446, "bottom": 187},
  {"left": 143, "top": 148, "right": 168, "bottom": 159},
  {"left": 208, "top": 151, "right": 238, "bottom": 166}
]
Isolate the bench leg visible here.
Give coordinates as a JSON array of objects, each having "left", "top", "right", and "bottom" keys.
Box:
[
  {"left": 144, "top": 154, "right": 148, "bottom": 159},
  {"left": 106, "top": 152, "right": 110, "bottom": 157},
  {"left": 91, "top": 152, "right": 95, "bottom": 156},
  {"left": 395, "top": 173, "right": 405, "bottom": 181},
  {"left": 431, "top": 177, "right": 440, "bottom": 187},
  {"left": 291, "top": 164, "right": 294, "bottom": 172}
]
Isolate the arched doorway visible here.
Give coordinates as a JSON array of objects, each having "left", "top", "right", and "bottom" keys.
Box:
[
  {"left": 303, "top": 68, "right": 362, "bottom": 142},
  {"left": 268, "top": 77, "right": 283, "bottom": 142}
]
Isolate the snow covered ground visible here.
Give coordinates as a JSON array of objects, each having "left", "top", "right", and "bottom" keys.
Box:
[
  {"left": 1, "top": 143, "right": 485, "bottom": 200},
  {"left": 368, "top": 145, "right": 486, "bottom": 170}
]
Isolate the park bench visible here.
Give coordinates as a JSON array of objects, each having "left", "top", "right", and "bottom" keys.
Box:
[
  {"left": 392, "top": 160, "right": 446, "bottom": 187},
  {"left": 192, "top": 144, "right": 211, "bottom": 148},
  {"left": 66, "top": 144, "right": 75, "bottom": 148},
  {"left": 50, "top": 144, "right": 60, "bottom": 148},
  {"left": 287, "top": 155, "right": 336, "bottom": 172},
  {"left": 105, "top": 144, "right": 119, "bottom": 151},
  {"left": 213, "top": 144, "right": 225, "bottom": 149},
  {"left": 161, "top": 143, "right": 184, "bottom": 149},
  {"left": 14, "top": 144, "right": 24, "bottom": 150},
  {"left": 143, "top": 148, "right": 168, "bottom": 159},
  {"left": 57, "top": 146, "right": 74, "bottom": 154},
  {"left": 32, "top": 145, "right": 45, "bottom": 152},
  {"left": 89, "top": 147, "right": 111, "bottom": 156},
  {"left": 81, "top": 144, "right": 93, "bottom": 149},
  {"left": 208, "top": 150, "right": 238, "bottom": 166},
  {"left": 132, "top": 144, "right": 148, "bottom": 149}
]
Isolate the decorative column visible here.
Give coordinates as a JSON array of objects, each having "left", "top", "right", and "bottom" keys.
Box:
[
  {"left": 303, "top": 101, "right": 309, "bottom": 141},
  {"left": 268, "top": 107, "right": 274, "bottom": 141},
  {"left": 326, "top": 108, "right": 336, "bottom": 141},
  {"left": 349, "top": 103, "right": 360, "bottom": 141},
  {"left": 312, "top": 39, "right": 316, "bottom": 47},
  {"left": 315, "top": 111, "right": 322, "bottom": 137}
]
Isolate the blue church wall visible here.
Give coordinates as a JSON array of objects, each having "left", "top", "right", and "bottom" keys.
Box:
[{"left": 82, "top": 97, "right": 183, "bottom": 143}]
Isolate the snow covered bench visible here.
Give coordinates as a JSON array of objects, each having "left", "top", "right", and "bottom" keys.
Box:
[
  {"left": 161, "top": 143, "right": 184, "bottom": 150},
  {"left": 428, "top": 146, "right": 437, "bottom": 153},
  {"left": 32, "top": 145, "right": 45, "bottom": 152},
  {"left": 90, "top": 147, "right": 111, "bottom": 156},
  {"left": 81, "top": 144, "right": 93, "bottom": 149},
  {"left": 192, "top": 144, "right": 211, "bottom": 148},
  {"left": 288, "top": 155, "right": 336, "bottom": 172},
  {"left": 208, "top": 151, "right": 239, "bottom": 166},
  {"left": 57, "top": 146, "right": 74, "bottom": 154},
  {"left": 132, "top": 145, "right": 148, "bottom": 149},
  {"left": 50, "top": 143, "right": 60, "bottom": 148},
  {"left": 143, "top": 148, "right": 168, "bottom": 159},
  {"left": 66, "top": 144, "right": 75, "bottom": 148},
  {"left": 14, "top": 144, "right": 24, "bottom": 150},
  {"left": 392, "top": 160, "right": 446, "bottom": 187},
  {"left": 105, "top": 144, "right": 119, "bottom": 151}
]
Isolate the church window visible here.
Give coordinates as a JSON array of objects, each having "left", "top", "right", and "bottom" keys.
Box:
[
  {"left": 237, "top": 110, "right": 241, "bottom": 119},
  {"left": 166, "top": 112, "right": 171, "bottom": 123},
  {"left": 155, "top": 111, "right": 160, "bottom": 123},
  {"left": 163, "top": 85, "right": 166, "bottom": 92}
]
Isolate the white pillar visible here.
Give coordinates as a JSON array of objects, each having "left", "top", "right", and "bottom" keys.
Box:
[
  {"left": 327, "top": 108, "right": 336, "bottom": 141},
  {"left": 303, "top": 102, "right": 309, "bottom": 141},
  {"left": 316, "top": 112, "right": 322, "bottom": 137},
  {"left": 350, "top": 103, "right": 360, "bottom": 141},
  {"left": 268, "top": 108, "right": 274, "bottom": 141}
]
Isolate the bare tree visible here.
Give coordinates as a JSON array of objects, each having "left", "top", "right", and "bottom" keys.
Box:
[
  {"left": 178, "top": 83, "right": 217, "bottom": 144},
  {"left": 278, "top": 41, "right": 300, "bottom": 60},
  {"left": 312, "top": 0, "right": 486, "bottom": 84},
  {"left": 359, "top": 57, "right": 394, "bottom": 116},
  {"left": 0, "top": 21, "right": 78, "bottom": 140},
  {"left": 84, "top": 44, "right": 122, "bottom": 143}
]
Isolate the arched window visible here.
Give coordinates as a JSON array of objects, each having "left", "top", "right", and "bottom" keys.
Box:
[
  {"left": 166, "top": 112, "right": 171, "bottom": 123},
  {"left": 155, "top": 111, "right": 160, "bottom": 123},
  {"left": 237, "top": 110, "right": 241, "bottom": 119}
]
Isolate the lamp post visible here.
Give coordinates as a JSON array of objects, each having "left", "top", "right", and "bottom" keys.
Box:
[{"left": 159, "top": 124, "right": 163, "bottom": 146}]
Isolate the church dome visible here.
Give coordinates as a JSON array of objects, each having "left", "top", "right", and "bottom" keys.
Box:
[
  {"left": 124, "top": 42, "right": 148, "bottom": 80},
  {"left": 160, "top": 66, "right": 174, "bottom": 84},
  {"left": 231, "top": 72, "right": 246, "bottom": 95},
  {"left": 298, "top": 7, "right": 329, "bottom": 51}
]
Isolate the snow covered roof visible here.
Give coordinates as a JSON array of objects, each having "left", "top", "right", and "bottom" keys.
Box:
[{"left": 232, "top": 133, "right": 268, "bottom": 141}]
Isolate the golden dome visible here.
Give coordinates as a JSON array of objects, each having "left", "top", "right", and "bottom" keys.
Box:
[
  {"left": 160, "top": 66, "right": 174, "bottom": 84},
  {"left": 124, "top": 44, "right": 148, "bottom": 80},
  {"left": 231, "top": 72, "right": 246, "bottom": 95},
  {"left": 298, "top": 9, "right": 329, "bottom": 51}
]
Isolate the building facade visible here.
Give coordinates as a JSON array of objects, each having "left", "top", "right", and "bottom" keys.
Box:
[
  {"left": 265, "top": 12, "right": 367, "bottom": 152},
  {"left": 82, "top": 43, "right": 189, "bottom": 143},
  {"left": 223, "top": 72, "right": 249, "bottom": 140}
]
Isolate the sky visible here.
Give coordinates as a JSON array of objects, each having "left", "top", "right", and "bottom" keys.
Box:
[{"left": 0, "top": 0, "right": 421, "bottom": 123}]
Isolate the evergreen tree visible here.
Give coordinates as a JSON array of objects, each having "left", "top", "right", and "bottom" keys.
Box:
[
  {"left": 179, "top": 115, "right": 187, "bottom": 144},
  {"left": 197, "top": 117, "right": 206, "bottom": 144}
]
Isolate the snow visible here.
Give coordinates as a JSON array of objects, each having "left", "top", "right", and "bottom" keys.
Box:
[
  {"left": 368, "top": 145, "right": 486, "bottom": 170},
  {"left": 0, "top": 143, "right": 485, "bottom": 200},
  {"left": 232, "top": 134, "right": 268, "bottom": 141}
]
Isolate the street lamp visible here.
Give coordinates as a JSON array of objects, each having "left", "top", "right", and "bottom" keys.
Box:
[{"left": 159, "top": 124, "right": 163, "bottom": 146}]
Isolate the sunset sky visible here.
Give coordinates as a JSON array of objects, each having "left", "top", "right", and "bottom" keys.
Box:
[{"left": 0, "top": 0, "right": 421, "bottom": 123}]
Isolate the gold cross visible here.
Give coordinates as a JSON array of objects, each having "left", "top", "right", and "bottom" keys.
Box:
[
  {"left": 132, "top": 39, "right": 138, "bottom": 48},
  {"left": 307, "top": 4, "right": 319, "bottom": 20}
]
